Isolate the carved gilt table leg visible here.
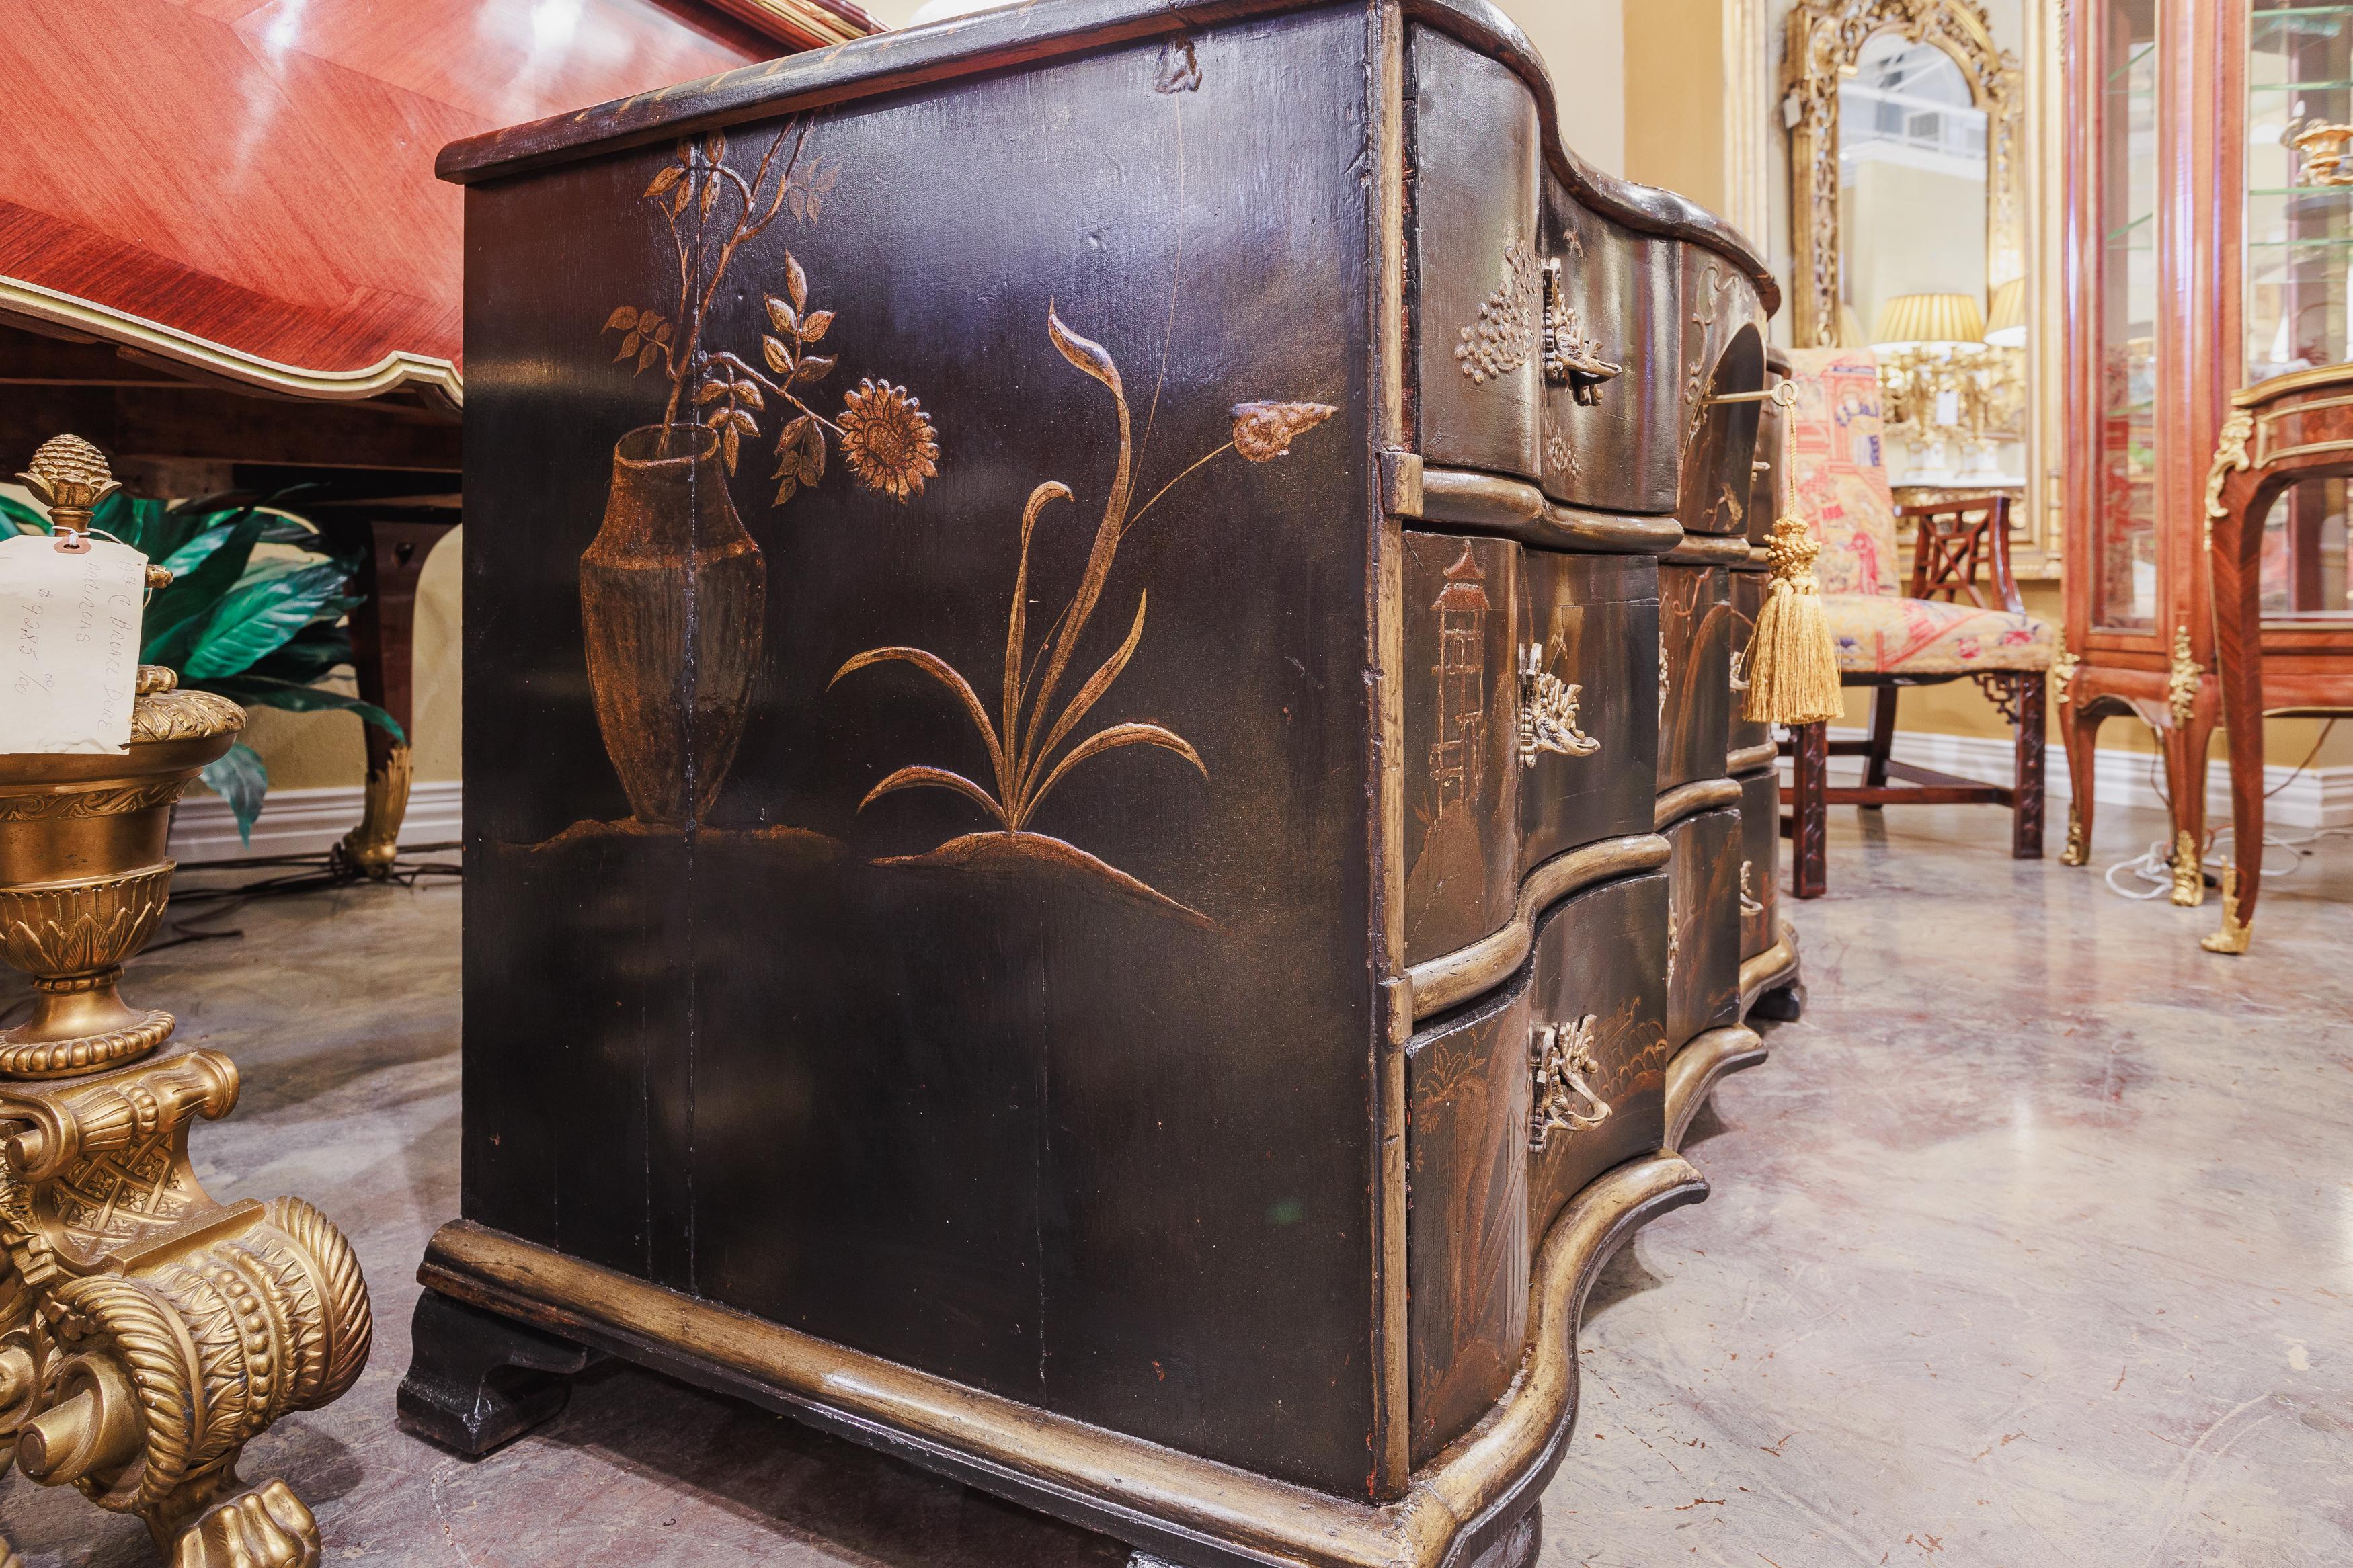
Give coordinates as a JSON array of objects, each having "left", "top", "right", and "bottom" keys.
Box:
[
  {"left": 0, "top": 436, "right": 376, "bottom": 1567},
  {"left": 330, "top": 518, "right": 454, "bottom": 880},
  {"left": 2161, "top": 628, "right": 2215, "bottom": 907}
]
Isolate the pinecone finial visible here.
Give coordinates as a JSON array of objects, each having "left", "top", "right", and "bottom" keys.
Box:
[{"left": 20, "top": 433, "right": 120, "bottom": 532}]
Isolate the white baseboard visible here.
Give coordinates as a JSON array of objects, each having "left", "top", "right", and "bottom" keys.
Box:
[
  {"left": 167, "top": 780, "right": 463, "bottom": 863},
  {"left": 1809, "top": 728, "right": 2353, "bottom": 829},
  {"left": 154, "top": 735, "right": 2347, "bottom": 860}
]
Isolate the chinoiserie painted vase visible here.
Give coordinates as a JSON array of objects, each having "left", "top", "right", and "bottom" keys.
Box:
[{"left": 580, "top": 423, "right": 766, "bottom": 828}]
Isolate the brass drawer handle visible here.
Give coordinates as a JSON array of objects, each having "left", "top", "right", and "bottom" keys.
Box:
[
  {"left": 1529, "top": 1014, "right": 1611, "bottom": 1149},
  {"left": 1517, "top": 643, "right": 1600, "bottom": 766},
  {"left": 1542, "top": 259, "right": 1623, "bottom": 405}
]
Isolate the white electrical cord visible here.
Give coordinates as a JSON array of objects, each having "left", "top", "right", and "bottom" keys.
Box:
[
  {"left": 2102, "top": 825, "right": 2352, "bottom": 899},
  {"left": 2100, "top": 720, "right": 2346, "bottom": 900}
]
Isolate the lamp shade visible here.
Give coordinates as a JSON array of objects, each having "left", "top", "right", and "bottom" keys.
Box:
[
  {"left": 1872, "top": 291, "right": 1987, "bottom": 349},
  {"left": 1983, "top": 277, "right": 2027, "bottom": 347}
]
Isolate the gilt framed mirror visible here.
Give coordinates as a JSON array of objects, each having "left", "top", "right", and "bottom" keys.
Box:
[{"left": 1782, "top": 0, "right": 2060, "bottom": 577}]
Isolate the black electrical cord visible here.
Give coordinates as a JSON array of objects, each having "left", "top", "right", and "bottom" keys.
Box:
[{"left": 153, "top": 848, "right": 465, "bottom": 947}]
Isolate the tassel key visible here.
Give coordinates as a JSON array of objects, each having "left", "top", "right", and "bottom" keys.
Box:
[{"left": 1741, "top": 514, "right": 1842, "bottom": 725}]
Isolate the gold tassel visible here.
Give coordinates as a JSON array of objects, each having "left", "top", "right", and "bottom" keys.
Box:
[{"left": 1741, "top": 513, "right": 1843, "bottom": 725}]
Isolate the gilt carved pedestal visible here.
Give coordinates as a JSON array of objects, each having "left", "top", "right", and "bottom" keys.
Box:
[
  {"left": 0, "top": 1050, "right": 372, "bottom": 1562},
  {"left": 0, "top": 436, "right": 375, "bottom": 1567}
]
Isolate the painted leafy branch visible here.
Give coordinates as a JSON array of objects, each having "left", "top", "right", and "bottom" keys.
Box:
[
  {"left": 830, "top": 305, "right": 1332, "bottom": 899},
  {"left": 599, "top": 121, "right": 936, "bottom": 501}
]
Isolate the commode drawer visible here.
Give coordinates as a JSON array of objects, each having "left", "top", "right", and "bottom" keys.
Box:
[
  {"left": 1404, "top": 981, "right": 1531, "bottom": 1468},
  {"left": 1538, "top": 177, "right": 1680, "bottom": 513},
  {"left": 1521, "top": 870, "right": 1671, "bottom": 1256},
  {"left": 1675, "top": 251, "right": 1767, "bottom": 536},
  {"left": 1412, "top": 26, "right": 1540, "bottom": 485},
  {"left": 1728, "top": 567, "right": 1771, "bottom": 757},
  {"left": 1747, "top": 351, "right": 1788, "bottom": 547},
  {"left": 1737, "top": 769, "right": 1779, "bottom": 961},
  {"left": 1519, "top": 551, "right": 1657, "bottom": 874},
  {"left": 1404, "top": 534, "right": 1667, "bottom": 968},
  {"left": 1405, "top": 867, "right": 1669, "bottom": 1468},
  {"left": 1403, "top": 530, "right": 1524, "bottom": 966},
  {"left": 1665, "top": 807, "right": 1741, "bottom": 1046},
  {"left": 1657, "top": 562, "right": 1730, "bottom": 790}
]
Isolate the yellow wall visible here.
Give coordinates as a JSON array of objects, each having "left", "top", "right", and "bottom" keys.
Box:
[
  {"left": 245, "top": 530, "right": 463, "bottom": 790},
  {"left": 1501, "top": 0, "right": 1628, "bottom": 173},
  {"left": 1622, "top": 0, "right": 1726, "bottom": 212}
]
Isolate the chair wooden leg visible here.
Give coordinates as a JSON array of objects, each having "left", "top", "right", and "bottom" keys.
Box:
[
  {"left": 1861, "top": 685, "right": 1899, "bottom": 800},
  {"left": 1786, "top": 721, "right": 1828, "bottom": 898},
  {"left": 2011, "top": 671, "right": 2045, "bottom": 859}
]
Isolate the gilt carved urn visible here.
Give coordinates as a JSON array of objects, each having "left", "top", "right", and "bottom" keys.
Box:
[{"left": 0, "top": 663, "right": 241, "bottom": 1077}]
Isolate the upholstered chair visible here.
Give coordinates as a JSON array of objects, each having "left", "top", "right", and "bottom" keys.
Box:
[{"left": 1775, "top": 347, "right": 2055, "bottom": 896}]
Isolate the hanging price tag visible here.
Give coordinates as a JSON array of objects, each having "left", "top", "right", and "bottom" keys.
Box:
[{"left": 0, "top": 532, "right": 144, "bottom": 754}]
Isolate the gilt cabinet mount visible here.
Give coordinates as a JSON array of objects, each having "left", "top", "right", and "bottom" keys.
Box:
[{"left": 405, "top": 3, "right": 1800, "bottom": 1564}]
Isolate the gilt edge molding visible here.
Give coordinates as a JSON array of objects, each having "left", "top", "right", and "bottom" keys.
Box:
[
  {"left": 0, "top": 274, "right": 463, "bottom": 409},
  {"left": 433, "top": 0, "right": 1776, "bottom": 308},
  {"left": 1654, "top": 778, "right": 1743, "bottom": 832},
  {"left": 1737, "top": 925, "right": 1802, "bottom": 1009},
  {"left": 1410, "top": 468, "right": 1686, "bottom": 556},
  {"left": 417, "top": 1153, "right": 1708, "bottom": 1568},
  {"left": 1663, "top": 1024, "right": 1768, "bottom": 1150},
  {"left": 1402, "top": 833, "right": 1673, "bottom": 1020}
]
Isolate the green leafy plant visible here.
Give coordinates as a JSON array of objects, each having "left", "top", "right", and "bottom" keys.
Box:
[{"left": 1, "top": 490, "right": 403, "bottom": 841}]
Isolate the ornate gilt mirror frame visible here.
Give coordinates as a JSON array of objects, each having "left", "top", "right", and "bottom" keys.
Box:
[
  {"left": 1780, "top": 0, "right": 2063, "bottom": 577},
  {"left": 1783, "top": 0, "right": 2022, "bottom": 345}
]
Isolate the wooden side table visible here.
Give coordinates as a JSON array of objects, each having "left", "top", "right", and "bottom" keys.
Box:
[{"left": 2201, "top": 364, "right": 2353, "bottom": 952}]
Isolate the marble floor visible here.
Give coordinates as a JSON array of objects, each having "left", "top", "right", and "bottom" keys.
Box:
[{"left": 4, "top": 801, "right": 2349, "bottom": 1566}]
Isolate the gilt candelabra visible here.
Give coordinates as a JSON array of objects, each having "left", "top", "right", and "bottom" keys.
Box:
[
  {"left": 1, "top": 436, "right": 373, "bottom": 1568},
  {"left": 1878, "top": 343, "right": 2024, "bottom": 484}
]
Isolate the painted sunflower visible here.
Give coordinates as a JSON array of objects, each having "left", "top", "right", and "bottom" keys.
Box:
[{"left": 838, "top": 380, "right": 940, "bottom": 502}]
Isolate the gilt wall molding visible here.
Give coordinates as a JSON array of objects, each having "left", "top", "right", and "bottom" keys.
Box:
[{"left": 1722, "top": 0, "right": 1774, "bottom": 247}]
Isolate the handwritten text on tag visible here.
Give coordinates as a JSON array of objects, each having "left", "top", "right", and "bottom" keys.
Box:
[{"left": 1, "top": 533, "right": 144, "bottom": 755}]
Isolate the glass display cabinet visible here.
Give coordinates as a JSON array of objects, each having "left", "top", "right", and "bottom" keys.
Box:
[{"left": 2059, "top": 0, "right": 2353, "bottom": 898}]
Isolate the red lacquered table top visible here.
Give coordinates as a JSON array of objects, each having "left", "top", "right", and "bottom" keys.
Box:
[{"left": 0, "top": 0, "right": 869, "bottom": 401}]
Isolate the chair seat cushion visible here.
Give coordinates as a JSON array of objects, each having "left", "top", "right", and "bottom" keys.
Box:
[{"left": 1823, "top": 593, "right": 2054, "bottom": 675}]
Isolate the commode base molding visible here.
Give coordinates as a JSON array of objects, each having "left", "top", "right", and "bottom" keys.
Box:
[
  {"left": 1663, "top": 1026, "right": 1770, "bottom": 1151},
  {"left": 1739, "top": 921, "right": 1803, "bottom": 1019},
  {"left": 413, "top": 1153, "right": 1706, "bottom": 1568}
]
